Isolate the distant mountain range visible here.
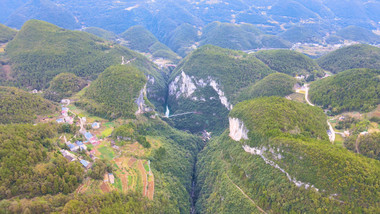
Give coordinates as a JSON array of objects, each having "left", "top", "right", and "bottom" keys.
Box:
[{"left": 1, "top": 0, "right": 379, "bottom": 54}]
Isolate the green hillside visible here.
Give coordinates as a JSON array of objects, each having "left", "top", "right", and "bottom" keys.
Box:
[
  {"left": 120, "top": 26, "right": 158, "bottom": 53},
  {"left": 83, "top": 27, "right": 117, "bottom": 41},
  {"left": 0, "top": 86, "right": 56, "bottom": 124},
  {"left": 4, "top": 0, "right": 79, "bottom": 30},
  {"left": 344, "top": 132, "right": 380, "bottom": 161},
  {"left": 200, "top": 22, "right": 290, "bottom": 51},
  {"left": 255, "top": 49, "right": 324, "bottom": 77},
  {"left": 0, "top": 24, "right": 17, "bottom": 43},
  {"left": 165, "top": 23, "right": 199, "bottom": 57},
  {"left": 309, "top": 68, "right": 380, "bottom": 114},
  {"left": 317, "top": 44, "right": 380, "bottom": 73},
  {"left": 196, "top": 97, "right": 380, "bottom": 213},
  {"left": 337, "top": 26, "right": 380, "bottom": 44},
  {"left": 120, "top": 25, "right": 180, "bottom": 63},
  {"left": 236, "top": 73, "right": 296, "bottom": 103},
  {"left": 168, "top": 45, "right": 274, "bottom": 133},
  {"left": 77, "top": 65, "right": 146, "bottom": 119},
  {"left": 5, "top": 20, "right": 166, "bottom": 111},
  {"left": 0, "top": 123, "right": 84, "bottom": 200},
  {"left": 44, "top": 73, "right": 87, "bottom": 102}
]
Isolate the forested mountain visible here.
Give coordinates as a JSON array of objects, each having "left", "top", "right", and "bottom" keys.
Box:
[
  {"left": 196, "top": 97, "right": 380, "bottom": 213},
  {"left": 255, "top": 49, "right": 324, "bottom": 77},
  {"left": 82, "top": 27, "right": 117, "bottom": 41},
  {"left": 167, "top": 45, "right": 274, "bottom": 133},
  {"left": 44, "top": 73, "right": 87, "bottom": 102},
  {"left": 199, "top": 22, "right": 291, "bottom": 51},
  {"left": 345, "top": 132, "right": 380, "bottom": 161},
  {"left": 5, "top": 20, "right": 167, "bottom": 111},
  {"left": 0, "top": 123, "right": 84, "bottom": 199},
  {"left": 120, "top": 26, "right": 180, "bottom": 63},
  {"left": 317, "top": 44, "right": 380, "bottom": 73},
  {"left": 0, "top": 86, "right": 56, "bottom": 124},
  {"left": 77, "top": 65, "right": 147, "bottom": 119},
  {"left": 1, "top": 0, "right": 379, "bottom": 56},
  {"left": 0, "top": 23, "right": 17, "bottom": 43},
  {"left": 4, "top": 0, "right": 79, "bottom": 30},
  {"left": 0, "top": 2, "right": 380, "bottom": 214},
  {"left": 336, "top": 26, "right": 380, "bottom": 44},
  {"left": 236, "top": 73, "right": 296, "bottom": 103},
  {"left": 309, "top": 68, "right": 380, "bottom": 114}
]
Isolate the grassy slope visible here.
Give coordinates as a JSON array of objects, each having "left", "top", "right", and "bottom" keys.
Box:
[
  {"left": 317, "top": 44, "right": 380, "bottom": 73},
  {"left": 309, "top": 68, "right": 380, "bottom": 114}
]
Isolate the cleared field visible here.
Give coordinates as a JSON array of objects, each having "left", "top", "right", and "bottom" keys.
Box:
[{"left": 98, "top": 145, "right": 115, "bottom": 160}]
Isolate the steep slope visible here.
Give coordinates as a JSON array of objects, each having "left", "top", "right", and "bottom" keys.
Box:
[
  {"left": 76, "top": 65, "right": 147, "bottom": 119},
  {"left": 5, "top": 20, "right": 166, "bottom": 111},
  {"left": 309, "top": 68, "right": 380, "bottom": 114},
  {"left": 255, "top": 49, "right": 324, "bottom": 77},
  {"left": 236, "top": 73, "right": 297, "bottom": 103},
  {"left": 0, "top": 24, "right": 17, "bottom": 43},
  {"left": 4, "top": 0, "right": 79, "bottom": 30},
  {"left": 317, "top": 44, "right": 380, "bottom": 73},
  {"left": 196, "top": 97, "right": 380, "bottom": 213},
  {"left": 44, "top": 73, "right": 87, "bottom": 102},
  {"left": 0, "top": 86, "right": 56, "bottom": 124},
  {"left": 167, "top": 45, "right": 274, "bottom": 133}
]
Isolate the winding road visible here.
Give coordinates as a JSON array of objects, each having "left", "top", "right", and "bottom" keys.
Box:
[{"left": 304, "top": 84, "right": 335, "bottom": 143}]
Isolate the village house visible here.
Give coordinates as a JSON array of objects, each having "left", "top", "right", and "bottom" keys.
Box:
[
  {"left": 108, "top": 173, "right": 115, "bottom": 184},
  {"left": 60, "top": 149, "right": 77, "bottom": 162},
  {"left": 92, "top": 122, "right": 100, "bottom": 129},
  {"left": 68, "top": 143, "right": 80, "bottom": 152},
  {"left": 80, "top": 159, "right": 91, "bottom": 169}
]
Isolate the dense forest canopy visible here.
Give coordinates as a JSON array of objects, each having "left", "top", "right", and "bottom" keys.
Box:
[
  {"left": 236, "top": 73, "right": 297, "bottom": 103},
  {"left": 167, "top": 45, "right": 274, "bottom": 133},
  {"left": 254, "top": 49, "right": 324, "bottom": 77},
  {"left": 196, "top": 97, "right": 380, "bottom": 213},
  {"left": 44, "top": 73, "right": 87, "bottom": 102},
  {"left": 5, "top": 19, "right": 167, "bottom": 110},
  {"left": 77, "top": 65, "right": 146, "bottom": 119},
  {"left": 309, "top": 68, "right": 380, "bottom": 114},
  {"left": 317, "top": 44, "right": 380, "bottom": 73},
  {"left": 0, "top": 86, "right": 56, "bottom": 124},
  {"left": 0, "top": 123, "right": 84, "bottom": 199},
  {"left": 230, "top": 97, "right": 329, "bottom": 142}
]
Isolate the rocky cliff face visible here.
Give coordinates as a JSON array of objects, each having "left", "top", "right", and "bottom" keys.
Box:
[{"left": 228, "top": 117, "right": 248, "bottom": 141}]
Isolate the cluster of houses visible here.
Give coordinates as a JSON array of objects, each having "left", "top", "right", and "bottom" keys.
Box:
[
  {"left": 56, "top": 106, "right": 74, "bottom": 124},
  {"left": 60, "top": 148, "right": 92, "bottom": 169}
]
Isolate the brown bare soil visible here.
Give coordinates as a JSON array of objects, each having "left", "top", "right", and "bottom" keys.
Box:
[
  {"left": 100, "top": 182, "right": 112, "bottom": 193},
  {"left": 128, "top": 157, "right": 137, "bottom": 167}
]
